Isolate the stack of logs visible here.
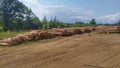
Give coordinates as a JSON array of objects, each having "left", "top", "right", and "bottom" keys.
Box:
[
  {"left": 95, "top": 26, "right": 120, "bottom": 34},
  {"left": 0, "top": 27, "right": 94, "bottom": 46}
]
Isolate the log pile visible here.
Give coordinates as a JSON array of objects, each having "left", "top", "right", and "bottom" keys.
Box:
[
  {"left": 95, "top": 26, "right": 120, "bottom": 34},
  {"left": 0, "top": 28, "right": 95, "bottom": 46},
  {"left": 65, "top": 28, "right": 83, "bottom": 35}
]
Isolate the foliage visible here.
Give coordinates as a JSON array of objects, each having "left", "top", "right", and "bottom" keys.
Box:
[
  {"left": 0, "top": 0, "right": 42, "bottom": 31},
  {"left": 0, "top": 25, "right": 3, "bottom": 32},
  {"left": 116, "top": 20, "right": 120, "bottom": 26},
  {"left": 41, "top": 16, "right": 71, "bottom": 30},
  {"left": 0, "top": 0, "right": 120, "bottom": 32},
  {"left": 89, "top": 19, "right": 97, "bottom": 26},
  {"left": 72, "top": 21, "right": 87, "bottom": 27}
]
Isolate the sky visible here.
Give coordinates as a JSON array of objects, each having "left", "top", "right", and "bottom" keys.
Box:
[{"left": 19, "top": 0, "right": 120, "bottom": 23}]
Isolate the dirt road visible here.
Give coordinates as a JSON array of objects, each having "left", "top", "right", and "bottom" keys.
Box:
[{"left": 0, "top": 33, "right": 120, "bottom": 68}]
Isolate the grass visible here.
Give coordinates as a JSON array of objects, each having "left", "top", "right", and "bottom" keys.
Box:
[{"left": 0, "top": 31, "right": 27, "bottom": 39}]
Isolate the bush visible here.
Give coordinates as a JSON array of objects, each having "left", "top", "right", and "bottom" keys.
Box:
[{"left": 0, "top": 26, "right": 3, "bottom": 32}]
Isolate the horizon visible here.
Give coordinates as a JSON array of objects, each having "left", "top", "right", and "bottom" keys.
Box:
[{"left": 19, "top": 0, "right": 120, "bottom": 23}]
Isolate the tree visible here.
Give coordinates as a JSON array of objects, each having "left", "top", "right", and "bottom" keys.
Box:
[
  {"left": 24, "top": 9, "right": 35, "bottom": 30},
  {"left": 0, "top": 17, "right": 3, "bottom": 32},
  {"left": 73, "top": 21, "right": 86, "bottom": 27},
  {"left": 49, "top": 19, "right": 56, "bottom": 29},
  {"left": 89, "top": 19, "right": 97, "bottom": 26},
  {"left": 42, "top": 16, "right": 49, "bottom": 29},
  {"left": 0, "top": 6, "right": 3, "bottom": 31},
  {"left": 0, "top": 0, "right": 26, "bottom": 31},
  {"left": 116, "top": 20, "right": 120, "bottom": 26},
  {"left": 48, "top": 17, "right": 65, "bottom": 28},
  {"left": 0, "top": 14, "right": 3, "bottom": 27},
  {"left": 0, "top": 0, "right": 41, "bottom": 31},
  {"left": 32, "top": 16, "right": 42, "bottom": 29}
]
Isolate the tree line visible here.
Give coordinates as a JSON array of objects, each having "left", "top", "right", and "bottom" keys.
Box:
[{"left": 0, "top": 0, "right": 120, "bottom": 32}]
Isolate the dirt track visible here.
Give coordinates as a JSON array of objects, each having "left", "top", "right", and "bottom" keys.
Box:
[{"left": 0, "top": 33, "right": 120, "bottom": 68}]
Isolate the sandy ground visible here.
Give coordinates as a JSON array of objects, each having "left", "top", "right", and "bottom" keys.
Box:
[{"left": 0, "top": 33, "right": 120, "bottom": 68}]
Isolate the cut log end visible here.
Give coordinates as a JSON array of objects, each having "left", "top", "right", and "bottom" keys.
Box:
[{"left": 0, "top": 43, "right": 11, "bottom": 46}]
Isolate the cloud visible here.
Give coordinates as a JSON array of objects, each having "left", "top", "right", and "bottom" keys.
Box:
[
  {"left": 19, "top": 0, "right": 49, "bottom": 19},
  {"left": 19, "top": 0, "right": 120, "bottom": 23},
  {"left": 97, "top": 13, "right": 120, "bottom": 23},
  {"left": 45, "top": 6, "right": 93, "bottom": 22},
  {"left": 19, "top": 0, "right": 93, "bottom": 22}
]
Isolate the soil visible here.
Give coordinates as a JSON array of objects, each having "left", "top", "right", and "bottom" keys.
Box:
[{"left": 0, "top": 33, "right": 120, "bottom": 68}]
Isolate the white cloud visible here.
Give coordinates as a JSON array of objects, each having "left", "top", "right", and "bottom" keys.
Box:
[
  {"left": 22, "top": 0, "right": 38, "bottom": 4},
  {"left": 19, "top": 0, "right": 120, "bottom": 23},
  {"left": 19, "top": 0, "right": 49, "bottom": 19},
  {"left": 19, "top": 0, "right": 93, "bottom": 22},
  {"left": 45, "top": 6, "right": 93, "bottom": 22},
  {"left": 97, "top": 13, "right": 120, "bottom": 23},
  {"left": 71, "top": 16, "right": 89, "bottom": 21}
]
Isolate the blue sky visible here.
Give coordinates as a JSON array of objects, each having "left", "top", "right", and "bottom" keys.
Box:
[{"left": 19, "top": 0, "right": 120, "bottom": 23}]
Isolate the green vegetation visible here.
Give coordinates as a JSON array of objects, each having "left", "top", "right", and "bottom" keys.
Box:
[
  {"left": 0, "top": 0, "right": 120, "bottom": 39},
  {"left": 0, "top": 31, "right": 27, "bottom": 39},
  {"left": 89, "top": 19, "right": 97, "bottom": 26},
  {"left": 0, "top": 0, "right": 42, "bottom": 31},
  {"left": 0, "top": 0, "right": 108, "bottom": 32},
  {"left": 116, "top": 20, "right": 120, "bottom": 26}
]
